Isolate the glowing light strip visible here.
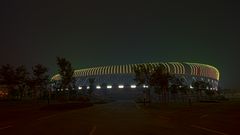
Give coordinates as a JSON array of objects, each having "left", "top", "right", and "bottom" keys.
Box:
[
  {"left": 117, "top": 65, "right": 120, "bottom": 74},
  {"left": 105, "top": 66, "right": 108, "bottom": 74},
  {"left": 196, "top": 64, "right": 200, "bottom": 76},
  {"left": 165, "top": 63, "right": 169, "bottom": 73},
  {"left": 175, "top": 63, "right": 180, "bottom": 74},
  {"left": 165, "top": 63, "right": 171, "bottom": 73},
  {"left": 118, "top": 65, "right": 120, "bottom": 74},
  {"left": 86, "top": 69, "right": 88, "bottom": 76},
  {"left": 102, "top": 66, "right": 106, "bottom": 75},
  {"left": 176, "top": 63, "right": 181, "bottom": 74},
  {"left": 201, "top": 65, "right": 203, "bottom": 76},
  {"left": 179, "top": 63, "right": 185, "bottom": 74},
  {"left": 83, "top": 69, "right": 86, "bottom": 76},
  {"left": 93, "top": 67, "right": 98, "bottom": 75},
  {"left": 175, "top": 63, "right": 181, "bottom": 74},
  {"left": 176, "top": 63, "right": 180, "bottom": 74},
  {"left": 174, "top": 63, "right": 179, "bottom": 74},
  {"left": 124, "top": 65, "right": 127, "bottom": 74},
  {"left": 94, "top": 67, "right": 98, "bottom": 75},
  {"left": 186, "top": 63, "right": 193, "bottom": 75},
  {"left": 161, "top": 63, "right": 167, "bottom": 73},
  {"left": 84, "top": 69, "right": 87, "bottom": 76},
  {"left": 128, "top": 64, "right": 131, "bottom": 73},
  {"left": 81, "top": 69, "right": 85, "bottom": 76},
  {"left": 110, "top": 66, "right": 113, "bottom": 74},
  {"left": 99, "top": 66, "right": 103, "bottom": 75},
  {"left": 170, "top": 63, "right": 177, "bottom": 74},
  {"left": 132, "top": 64, "right": 136, "bottom": 73},
  {"left": 122, "top": 65, "right": 125, "bottom": 74},
  {"left": 113, "top": 65, "right": 116, "bottom": 74},
  {"left": 51, "top": 62, "right": 220, "bottom": 81},
  {"left": 108, "top": 66, "right": 111, "bottom": 74},
  {"left": 193, "top": 64, "right": 197, "bottom": 75},
  {"left": 119, "top": 65, "right": 121, "bottom": 74},
  {"left": 98, "top": 66, "right": 102, "bottom": 75},
  {"left": 188, "top": 63, "right": 220, "bottom": 80}
]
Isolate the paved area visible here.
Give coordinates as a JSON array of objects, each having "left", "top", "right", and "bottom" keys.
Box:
[{"left": 0, "top": 100, "right": 239, "bottom": 135}]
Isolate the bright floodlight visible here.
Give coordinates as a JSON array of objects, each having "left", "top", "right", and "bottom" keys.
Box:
[
  {"left": 190, "top": 85, "right": 194, "bottom": 89},
  {"left": 130, "top": 85, "right": 136, "bottom": 88},
  {"left": 78, "top": 86, "right": 82, "bottom": 90},
  {"left": 96, "top": 85, "right": 101, "bottom": 89},
  {"left": 107, "top": 85, "right": 112, "bottom": 89},
  {"left": 143, "top": 84, "right": 148, "bottom": 88},
  {"left": 118, "top": 85, "right": 124, "bottom": 89},
  {"left": 87, "top": 86, "right": 90, "bottom": 89}
]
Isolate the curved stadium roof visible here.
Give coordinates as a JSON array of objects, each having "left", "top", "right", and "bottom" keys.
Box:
[{"left": 52, "top": 62, "right": 220, "bottom": 81}]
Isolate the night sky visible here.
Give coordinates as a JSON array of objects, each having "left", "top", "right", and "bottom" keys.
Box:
[{"left": 1, "top": 0, "right": 240, "bottom": 88}]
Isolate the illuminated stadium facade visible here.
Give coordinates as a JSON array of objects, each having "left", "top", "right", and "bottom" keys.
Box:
[{"left": 52, "top": 62, "right": 220, "bottom": 91}]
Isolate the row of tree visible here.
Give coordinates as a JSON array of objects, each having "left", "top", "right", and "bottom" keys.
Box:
[
  {"left": 0, "top": 57, "right": 98, "bottom": 102},
  {"left": 1, "top": 58, "right": 219, "bottom": 103},
  {"left": 133, "top": 64, "right": 218, "bottom": 104},
  {"left": 0, "top": 64, "right": 49, "bottom": 100}
]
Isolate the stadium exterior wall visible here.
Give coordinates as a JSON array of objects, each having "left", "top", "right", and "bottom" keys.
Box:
[{"left": 52, "top": 62, "right": 220, "bottom": 90}]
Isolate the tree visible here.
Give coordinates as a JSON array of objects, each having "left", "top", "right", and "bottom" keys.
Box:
[
  {"left": 133, "top": 64, "right": 152, "bottom": 104},
  {"left": 88, "top": 78, "right": 95, "bottom": 98},
  {"left": 0, "top": 64, "right": 18, "bottom": 99},
  {"left": 149, "top": 66, "right": 171, "bottom": 103},
  {"left": 192, "top": 80, "right": 208, "bottom": 101},
  {"left": 15, "top": 65, "right": 29, "bottom": 100},
  {"left": 205, "top": 89, "right": 215, "bottom": 99},
  {"left": 169, "top": 76, "right": 183, "bottom": 102},
  {"left": 56, "top": 57, "right": 74, "bottom": 100},
  {"left": 69, "top": 77, "right": 77, "bottom": 100},
  {"left": 134, "top": 64, "right": 171, "bottom": 104},
  {"left": 32, "top": 64, "right": 49, "bottom": 100},
  {"left": 204, "top": 83, "right": 216, "bottom": 99},
  {"left": 0, "top": 65, "right": 30, "bottom": 100}
]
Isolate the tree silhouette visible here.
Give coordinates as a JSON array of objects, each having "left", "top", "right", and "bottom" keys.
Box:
[
  {"left": 88, "top": 78, "right": 95, "bottom": 99},
  {"left": 0, "top": 65, "right": 30, "bottom": 100},
  {"left": 15, "top": 65, "right": 29, "bottom": 100},
  {"left": 169, "top": 76, "right": 181, "bottom": 102},
  {"left": 193, "top": 80, "right": 208, "bottom": 101},
  {"left": 149, "top": 66, "right": 171, "bottom": 103},
  {"left": 56, "top": 57, "right": 74, "bottom": 100},
  {"left": 134, "top": 64, "right": 152, "bottom": 104},
  {"left": 32, "top": 64, "right": 49, "bottom": 100},
  {"left": 0, "top": 64, "right": 17, "bottom": 99},
  {"left": 134, "top": 64, "right": 171, "bottom": 104}
]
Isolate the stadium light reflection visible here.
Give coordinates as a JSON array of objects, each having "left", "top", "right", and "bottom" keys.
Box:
[
  {"left": 130, "top": 85, "right": 136, "bottom": 88},
  {"left": 118, "top": 85, "right": 124, "bottom": 89},
  {"left": 143, "top": 85, "right": 148, "bottom": 88},
  {"left": 96, "top": 85, "right": 101, "bottom": 89},
  {"left": 107, "top": 85, "right": 112, "bottom": 89}
]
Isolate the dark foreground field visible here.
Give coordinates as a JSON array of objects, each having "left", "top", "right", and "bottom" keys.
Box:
[{"left": 0, "top": 100, "right": 239, "bottom": 135}]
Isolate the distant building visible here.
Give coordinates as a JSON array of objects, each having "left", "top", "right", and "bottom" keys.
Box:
[{"left": 51, "top": 62, "right": 220, "bottom": 91}]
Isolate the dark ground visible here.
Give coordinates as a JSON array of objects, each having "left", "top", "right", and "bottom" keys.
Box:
[{"left": 0, "top": 99, "right": 239, "bottom": 135}]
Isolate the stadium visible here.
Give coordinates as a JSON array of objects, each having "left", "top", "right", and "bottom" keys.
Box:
[{"left": 51, "top": 62, "right": 220, "bottom": 92}]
